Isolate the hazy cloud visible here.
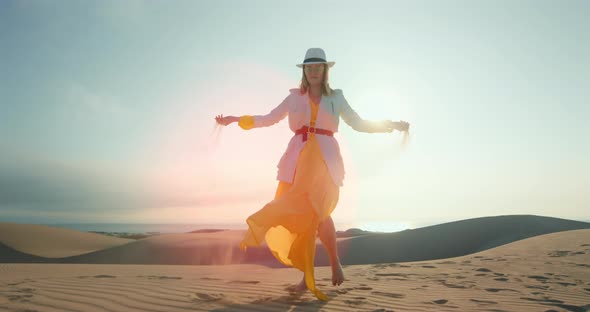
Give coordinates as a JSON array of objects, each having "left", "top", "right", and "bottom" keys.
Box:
[{"left": 0, "top": 150, "right": 262, "bottom": 222}]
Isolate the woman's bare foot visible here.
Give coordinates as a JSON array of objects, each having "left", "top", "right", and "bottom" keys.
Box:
[
  {"left": 332, "top": 261, "right": 344, "bottom": 286},
  {"left": 286, "top": 276, "right": 307, "bottom": 292}
]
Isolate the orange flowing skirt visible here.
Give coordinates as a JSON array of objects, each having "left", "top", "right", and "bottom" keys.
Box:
[{"left": 240, "top": 135, "right": 339, "bottom": 300}]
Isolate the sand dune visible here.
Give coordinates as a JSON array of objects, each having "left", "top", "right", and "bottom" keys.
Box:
[
  {"left": 1, "top": 215, "right": 588, "bottom": 266},
  {"left": 325, "top": 214, "right": 590, "bottom": 266},
  {"left": 1, "top": 228, "right": 588, "bottom": 311},
  {"left": 64, "top": 230, "right": 251, "bottom": 265},
  {"left": 0, "top": 223, "right": 133, "bottom": 258}
]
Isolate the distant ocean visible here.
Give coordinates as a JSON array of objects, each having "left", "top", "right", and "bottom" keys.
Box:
[
  {"left": 40, "top": 218, "right": 590, "bottom": 234},
  {"left": 44, "top": 223, "right": 249, "bottom": 234},
  {"left": 43, "top": 222, "right": 391, "bottom": 234}
]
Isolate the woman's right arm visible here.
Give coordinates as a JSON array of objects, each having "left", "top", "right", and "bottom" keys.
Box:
[{"left": 216, "top": 95, "right": 290, "bottom": 130}]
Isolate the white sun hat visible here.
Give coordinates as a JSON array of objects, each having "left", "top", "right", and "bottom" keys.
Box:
[{"left": 296, "top": 48, "right": 335, "bottom": 68}]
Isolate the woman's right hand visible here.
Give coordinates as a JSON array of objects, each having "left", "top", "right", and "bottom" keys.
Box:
[{"left": 215, "top": 114, "right": 238, "bottom": 126}]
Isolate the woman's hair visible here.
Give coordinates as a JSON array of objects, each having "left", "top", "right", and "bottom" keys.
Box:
[{"left": 299, "top": 64, "right": 332, "bottom": 96}]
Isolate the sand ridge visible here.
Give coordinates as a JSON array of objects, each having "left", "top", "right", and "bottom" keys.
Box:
[
  {"left": 2, "top": 215, "right": 589, "bottom": 267},
  {"left": 0, "top": 229, "right": 589, "bottom": 311},
  {"left": 0, "top": 223, "right": 133, "bottom": 258}
]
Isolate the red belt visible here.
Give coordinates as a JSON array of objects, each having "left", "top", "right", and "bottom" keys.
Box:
[{"left": 295, "top": 126, "right": 334, "bottom": 142}]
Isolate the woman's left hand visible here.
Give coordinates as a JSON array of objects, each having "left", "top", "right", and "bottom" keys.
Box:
[
  {"left": 386, "top": 120, "right": 410, "bottom": 132},
  {"left": 394, "top": 120, "right": 410, "bottom": 132}
]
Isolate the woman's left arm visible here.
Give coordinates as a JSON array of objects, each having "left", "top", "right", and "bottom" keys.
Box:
[{"left": 339, "top": 93, "right": 396, "bottom": 133}]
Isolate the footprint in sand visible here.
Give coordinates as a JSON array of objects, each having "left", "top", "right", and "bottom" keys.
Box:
[
  {"left": 441, "top": 281, "right": 468, "bottom": 289},
  {"left": 433, "top": 299, "right": 448, "bottom": 304},
  {"left": 554, "top": 282, "right": 576, "bottom": 287},
  {"left": 485, "top": 288, "right": 519, "bottom": 293},
  {"left": 527, "top": 275, "right": 550, "bottom": 282},
  {"left": 93, "top": 275, "right": 116, "bottom": 278},
  {"left": 8, "top": 289, "right": 35, "bottom": 303},
  {"left": 475, "top": 268, "right": 492, "bottom": 273},
  {"left": 375, "top": 273, "right": 412, "bottom": 277},
  {"left": 200, "top": 277, "right": 221, "bottom": 281},
  {"left": 525, "top": 285, "right": 549, "bottom": 290},
  {"left": 545, "top": 303, "right": 590, "bottom": 312},
  {"left": 555, "top": 274, "right": 569, "bottom": 278},
  {"left": 521, "top": 297, "right": 564, "bottom": 304},
  {"left": 548, "top": 250, "right": 572, "bottom": 257},
  {"left": 160, "top": 276, "right": 181, "bottom": 280},
  {"left": 333, "top": 289, "right": 351, "bottom": 295},
  {"left": 146, "top": 276, "right": 181, "bottom": 280},
  {"left": 470, "top": 299, "right": 498, "bottom": 305},
  {"left": 255, "top": 294, "right": 313, "bottom": 306},
  {"left": 344, "top": 297, "right": 367, "bottom": 306},
  {"left": 229, "top": 280, "right": 260, "bottom": 284},
  {"left": 190, "top": 292, "right": 225, "bottom": 302},
  {"left": 355, "top": 286, "right": 373, "bottom": 290},
  {"left": 7, "top": 294, "right": 33, "bottom": 302},
  {"left": 371, "top": 291, "right": 405, "bottom": 298}
]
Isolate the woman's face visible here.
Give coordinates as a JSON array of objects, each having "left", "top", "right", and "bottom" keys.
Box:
[{"left": 304, "top": 64, "right": 325, "bottom": 86}]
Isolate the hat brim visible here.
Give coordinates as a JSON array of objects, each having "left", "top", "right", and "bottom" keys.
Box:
[{"left": 296, "top": 61, "right": 335, "bottom": 68}]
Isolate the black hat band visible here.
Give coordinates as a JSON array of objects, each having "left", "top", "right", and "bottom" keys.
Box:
[{"left": 303, "top": 57, "right": 327, "bottom": 64}]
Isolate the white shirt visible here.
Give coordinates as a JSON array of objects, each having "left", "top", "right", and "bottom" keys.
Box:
[{"left": 251, "top": 88, "right": 390, "bottom": 186}]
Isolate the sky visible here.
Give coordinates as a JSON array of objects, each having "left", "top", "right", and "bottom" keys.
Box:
[{"left": 1, "top": 0, "right": 588, "bottom": 231}]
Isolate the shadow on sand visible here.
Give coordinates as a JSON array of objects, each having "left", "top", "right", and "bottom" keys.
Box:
[{"left": 209, "top": 290, "right": 329, "bottom": 312}]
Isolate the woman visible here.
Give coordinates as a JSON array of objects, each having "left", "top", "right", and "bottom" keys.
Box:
[{"left": 215, "top": 48, "right": 410, "bottom": 300}]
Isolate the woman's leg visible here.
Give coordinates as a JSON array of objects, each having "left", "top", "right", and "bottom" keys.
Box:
[
  {"left": 293, "top": 215, "right": 344, "bottom": 290},
  {"left": 318, "top": 216, "right": 344, "bottom": 286}
]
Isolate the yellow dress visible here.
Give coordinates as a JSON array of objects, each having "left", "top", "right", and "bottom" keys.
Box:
[{"left": 238, "top": 98, "right": 340, "bottom": 301}]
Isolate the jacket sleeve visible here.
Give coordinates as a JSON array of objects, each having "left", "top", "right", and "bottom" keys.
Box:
[
  {"left": 243, "top": 94, "right": 290, "bottom": 129},
  {"left": 339, "top": 91, "right": 391, "bottom": 133}
]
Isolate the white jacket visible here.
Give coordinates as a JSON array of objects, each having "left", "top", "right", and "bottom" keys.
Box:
[{"left": 250, "top": 88, "right": 391, "bottom": 186}]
